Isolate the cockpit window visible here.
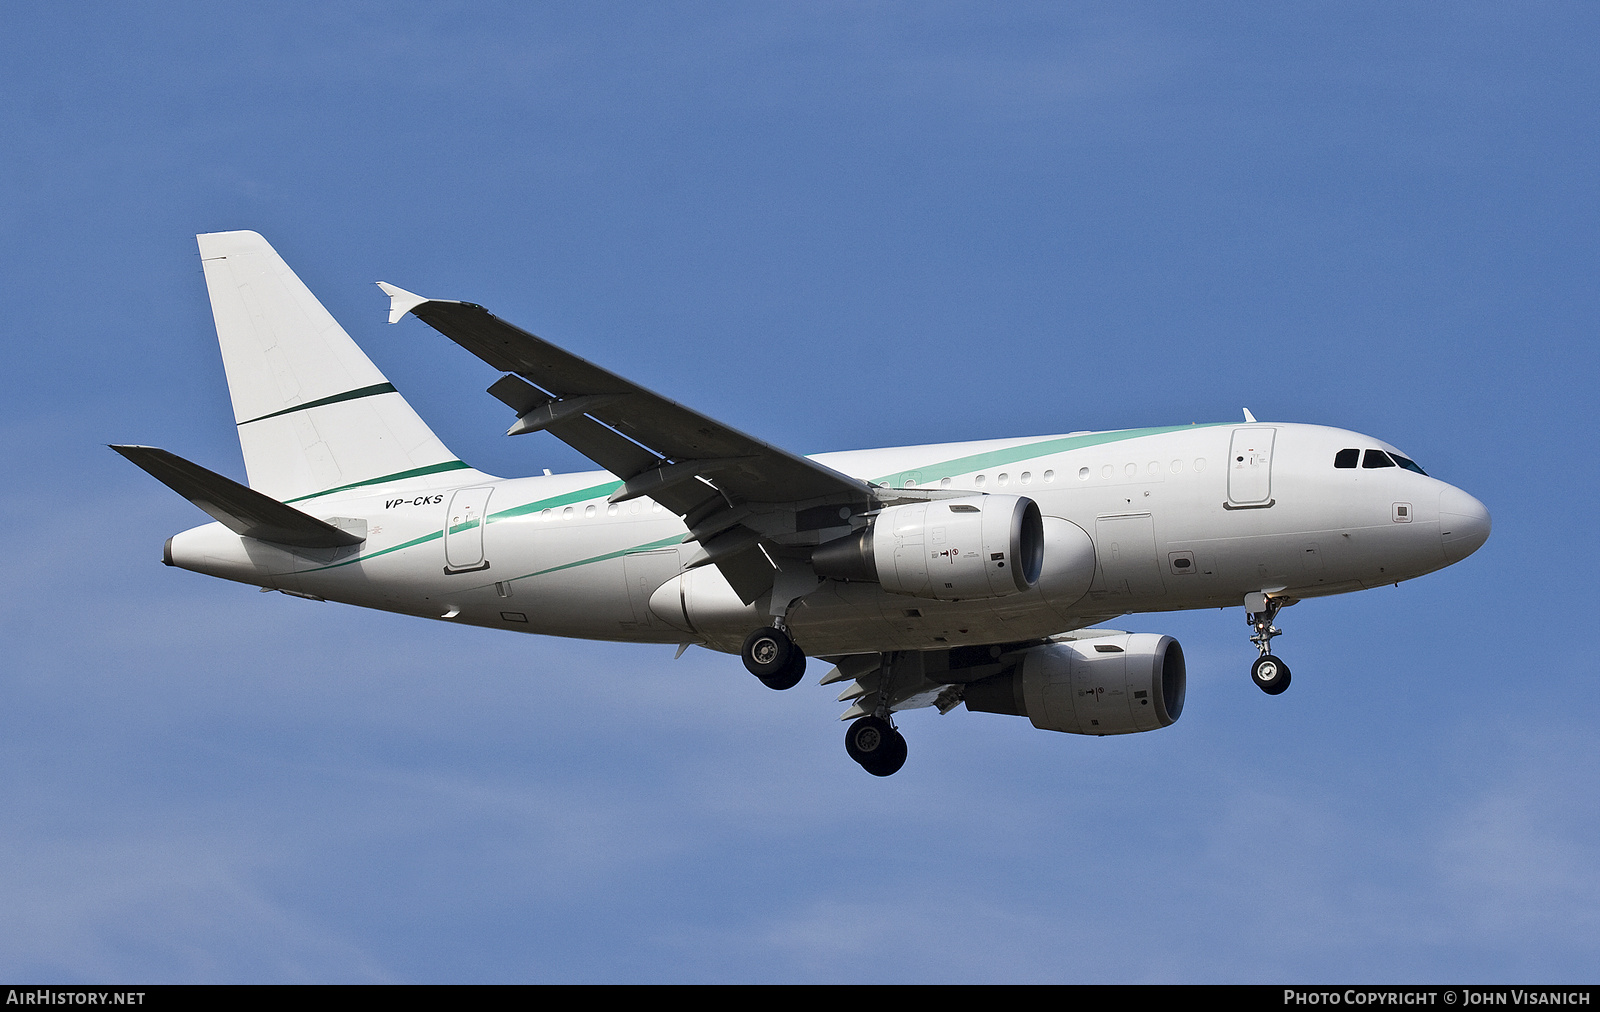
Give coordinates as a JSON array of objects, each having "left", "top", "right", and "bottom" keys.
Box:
[{"left": 1342, "top": 446, "right": 1426, "bottom": 473}]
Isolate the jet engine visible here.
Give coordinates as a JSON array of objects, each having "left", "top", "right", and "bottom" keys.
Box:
[
  {"left": 811, "top": 495, "right": 1044, "bottom": 601},
  {"left": 963, "top": 633, "right": 1186, "bottom": 735}
]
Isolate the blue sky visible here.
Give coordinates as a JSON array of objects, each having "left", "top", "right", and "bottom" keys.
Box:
[{"left": 2, "top": 3, "right": 1596, "bottom": 983}]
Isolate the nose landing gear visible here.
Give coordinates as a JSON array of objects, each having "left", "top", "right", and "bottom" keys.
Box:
[{"left": 1245, "top": 592, "right": 1293, "bottom": 694}]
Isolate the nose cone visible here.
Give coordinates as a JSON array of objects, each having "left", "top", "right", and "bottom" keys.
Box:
[{"left": 1438, "top": 485, "right": 1491, "bottom": 563}]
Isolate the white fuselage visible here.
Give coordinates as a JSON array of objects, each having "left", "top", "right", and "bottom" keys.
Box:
[{"left": 165, "top": 421, "right": 1489, "bottom": 658}]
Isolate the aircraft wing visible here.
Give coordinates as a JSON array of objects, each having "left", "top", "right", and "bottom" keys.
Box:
[{"left": 378, "top": 284, "right": 878, "bottom": 602}]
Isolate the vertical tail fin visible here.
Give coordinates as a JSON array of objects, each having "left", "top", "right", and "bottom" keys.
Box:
[{"left": 197, "top": 231, "right": 476, "bottom": 503}]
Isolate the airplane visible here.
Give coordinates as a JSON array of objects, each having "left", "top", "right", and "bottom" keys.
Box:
[{"left": 114, "top": 230, "right": 1491, "bottom": 776}]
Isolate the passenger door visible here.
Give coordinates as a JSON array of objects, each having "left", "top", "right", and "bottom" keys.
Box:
[
  {"left": 444, "top": 486, "right": 494, "bottom": 573},
  {"left": 1227, "top": 427, "right": 1276, "bottom": 507}
]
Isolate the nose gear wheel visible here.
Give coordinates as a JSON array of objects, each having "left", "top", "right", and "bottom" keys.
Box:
[
  {"left": 1251, "top": 654, "right": 1291, "bottom": 694},
  {"left": 1246, "top": 595, "right": 1295, "bottom": 694}
]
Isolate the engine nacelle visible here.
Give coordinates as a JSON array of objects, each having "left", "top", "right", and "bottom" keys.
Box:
[
  {"left": 811, "top": 495, "right": 1044, "bottom": 602},
  {"left": 963, "top": 633, "right": 1185, "bottom": 735}
]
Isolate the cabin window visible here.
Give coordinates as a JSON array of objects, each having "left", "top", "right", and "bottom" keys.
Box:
[
  {"left": 1335, "top": 448, "right": 1359, "bottom": 468},
  {"left": 1362, "top": 449, "right": 1396, "bottom": 469}
]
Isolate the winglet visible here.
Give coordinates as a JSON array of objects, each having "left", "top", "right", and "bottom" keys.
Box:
[
  {"left": 376, "top": 282, "right": 430, "bottom": 324},
  {"left": 1242, "top": 408, "right": 1257, "bottom": 423}
]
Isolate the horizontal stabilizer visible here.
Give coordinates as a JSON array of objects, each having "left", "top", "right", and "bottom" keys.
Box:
[{"left": 111, "top": 445, "right": 365, "bottom": 549}]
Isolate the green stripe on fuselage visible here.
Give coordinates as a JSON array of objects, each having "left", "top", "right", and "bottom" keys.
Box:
[
  {"left": 299, "top": 527, "right": 445, "bottom": 573},
  {"left": 869, "top": 424, "right": 1227, "bottom": 487},
  {"left": 505, "top": 534, "right": 687, "bottom": 584},
  {"left": 486, "top": 480, "right": 623, "bottom": 522},
  {"left": 297, "top": 479, "right": 632, "bottom": 573}
]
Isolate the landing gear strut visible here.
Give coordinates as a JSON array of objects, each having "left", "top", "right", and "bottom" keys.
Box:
[
  {"left": 1246, "top": 593, "right": 1292, "bottom": 694},
  {"left": 742, "top": 624, "right": 806, "bottom": 690},
  {"left": 845, "top": 715, "right": 907, "bottom": 777},
  {"left": 840, "top": 652, "right": 910, "bottom": 776}
]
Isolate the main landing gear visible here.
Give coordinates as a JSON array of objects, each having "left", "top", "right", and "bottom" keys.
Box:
[
  {"left": 845, "top": 714, "right": 907, "bottom": 777},
  {"left": 1246, "top": 593, "right": 1292, "bottom": 694},
  {"left": 739, "top": 627, "right": 909, "bottom": 776},
  {"left": 742, "top": 624, "right": 806, "bottom": 690},
  {"left": 840, "top": 652, "right": 910, "bottom": 776}
]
